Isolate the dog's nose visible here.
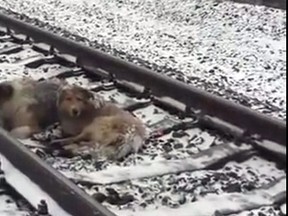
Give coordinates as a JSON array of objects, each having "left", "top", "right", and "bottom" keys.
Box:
[{"left": 72, "top": 108, "right": 80, "bottom": 116}]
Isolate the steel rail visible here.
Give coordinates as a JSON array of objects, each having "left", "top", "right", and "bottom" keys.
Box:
[{"left": 0, "top": 13, "right": 285, "bottom": 146}]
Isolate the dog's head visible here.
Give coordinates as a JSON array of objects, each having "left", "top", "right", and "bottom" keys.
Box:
[
  {"left": 0, "top": 82, "right": 14, "bottom": 106},
  {"left": 57, "top": 85, "right": 95, "bottom": 118}
]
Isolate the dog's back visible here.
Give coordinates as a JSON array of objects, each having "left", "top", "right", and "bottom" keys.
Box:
[
  {"left": 0, "top": 78, "right": 64, "bottom": 138},
  {"left": 0, "top": 78, "right": 36, "bottom": 130}
]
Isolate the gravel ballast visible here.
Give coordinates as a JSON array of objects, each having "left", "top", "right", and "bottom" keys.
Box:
[{"left": 0, "top": 1, "right": 286, "bottom": 215}]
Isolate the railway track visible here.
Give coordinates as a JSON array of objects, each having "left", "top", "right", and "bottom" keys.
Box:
[{"left": 0, "top": 12, "right": 286, "bottom": 216}]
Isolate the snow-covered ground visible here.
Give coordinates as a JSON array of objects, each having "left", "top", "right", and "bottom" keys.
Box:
[
  {"left": 0, "top": 0, "right": 286, "bottom": 120},
  {"left": 0, "top": 19, "right": 286, "bottom": 215}
]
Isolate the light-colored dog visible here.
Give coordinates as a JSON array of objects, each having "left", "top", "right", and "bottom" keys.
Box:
[{"left": 53, "top": 85, "right": 147, "bottom": 160}]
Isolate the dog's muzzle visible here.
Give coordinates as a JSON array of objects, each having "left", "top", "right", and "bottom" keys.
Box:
[{"left": 71, "top": 108, "right": 80, "bottom": 117}]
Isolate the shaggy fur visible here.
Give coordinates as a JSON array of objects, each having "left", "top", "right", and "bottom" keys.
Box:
[{"left": 0, "top": 77, "right": 65, "bottom": 139}]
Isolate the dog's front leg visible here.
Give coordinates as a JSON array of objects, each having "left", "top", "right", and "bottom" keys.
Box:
[{"left": 50, "top": 131, "right": 88, "bottom": 146}]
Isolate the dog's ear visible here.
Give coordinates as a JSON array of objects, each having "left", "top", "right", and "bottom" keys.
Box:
[
  {"left": 56, "top": 84, "right": 69, "bottom": 103},
  {"left": 0, "top": 83, "right": 13, "bottom": 98},
  {"left": 58, "top": 83, "right": 73, "bottom": 95},
  {"left": 56, "top": 78, "right": 69, "bottom": 86},
  {"left": 79, "top": 87, "right": 95, "bottom": 100},
  {"left": 93, "top": 94, "right": 105, "bottom": 109}
]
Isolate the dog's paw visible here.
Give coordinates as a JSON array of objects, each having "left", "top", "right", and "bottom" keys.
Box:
[{"left": 49, "top": 138, "right": 71, "bottom": 147}]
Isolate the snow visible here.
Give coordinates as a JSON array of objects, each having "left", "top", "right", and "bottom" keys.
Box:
[
  {"left": 281, "top": 203, "right": 286, "bottom": 214},
  {"left": 0, "top": 60, "right": 72, "bottom": 82},
  {"left": 78, "top": 155, "right": 285, "bottom": 213},
  {"left": 0, "top": 195, "right": 27, "bottom": 216},
  {"left": 60, "top": 142, "right": 252, "bottom": 184},
  {"left": 0, "top": 153, "right": 72, "bottom": 216},
  {"left": 203, "top": 116, "right": 245, "bottom": 136},
  {"left": 112, "top": 178, "right": 286, "bottom": 216},
  {"left": 0, "top": 0, "right": 286, "bottom": 120},
  {"left": 258, "top": 139, "right": 287, "bottom": 155},
  {"left": 234, "top": 206, "right": 282, "bottom": 216}
]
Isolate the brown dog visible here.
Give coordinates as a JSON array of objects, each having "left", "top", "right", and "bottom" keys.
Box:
[
  {"left": 54, "top": 85, "right": 147, "bottom": 160},
  {"left": 0, "top": 77, "right": 65, "bottom": 139}
]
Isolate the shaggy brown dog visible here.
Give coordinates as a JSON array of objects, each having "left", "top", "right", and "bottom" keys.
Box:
[{"left": 54, "top": 85, "right": 147, "bottom": 160}]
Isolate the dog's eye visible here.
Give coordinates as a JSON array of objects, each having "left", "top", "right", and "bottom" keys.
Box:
[
  {"left": 76, "top": 97, "right": 83, "bottom": 102},
  {"left": 65, "top": 97, "right": 72, "bottom": 101}
]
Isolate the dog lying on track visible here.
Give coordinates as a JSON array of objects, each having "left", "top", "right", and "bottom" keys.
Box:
[
  {"left": 0, "top": 77, "right": 65, "bottom": 139},
  {"left": 52, "top": 85, "right": 147, "bottom": 160}
]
